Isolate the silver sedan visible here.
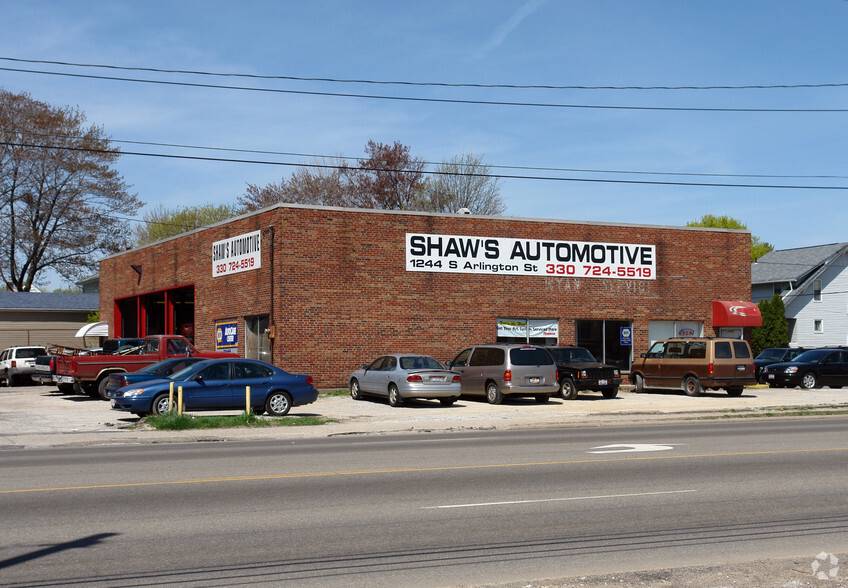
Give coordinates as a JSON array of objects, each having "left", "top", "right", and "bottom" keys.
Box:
[{"left": 349, "top": 354, "right": 462, "bottom": 407}]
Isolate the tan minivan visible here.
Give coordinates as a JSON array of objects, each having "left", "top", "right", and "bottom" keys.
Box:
[{"left": 629, "top": 337, "right": 756, "bottom": 396}]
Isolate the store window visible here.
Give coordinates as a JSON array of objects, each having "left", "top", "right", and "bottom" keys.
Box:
[
  {"left": 496, "top": 318, "right": 558, "bottom": 345},
  {"left": 245, "top": 315, "right": 271, "bottom": 363},
  {"left": 575, "top": 320, "right": 633, "bottom": 372},
  {"left": 647, "top": 320, "right": 703, "bottom": 344}
]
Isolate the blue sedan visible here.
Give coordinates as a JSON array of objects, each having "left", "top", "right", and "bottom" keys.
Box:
[{"left": 110, "top": 358, "right": 318, "bottom": 417}]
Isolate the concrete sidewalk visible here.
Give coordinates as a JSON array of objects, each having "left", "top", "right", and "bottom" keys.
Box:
[{"left": 1, "top": 384, "right": 846, "bottom": 448}]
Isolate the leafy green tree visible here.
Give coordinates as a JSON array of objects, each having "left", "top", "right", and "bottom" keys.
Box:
[
  {"left": 134, "top": 203, "right": 238, "bottom": 246},
  {"left": 0, "top": 90, "right": 141, "bottom": 291},
  {"left": 750, "top": 294, "right": 789, "bottom": 356},
  {"left": 685, "top": 214, "right": 774, "bottom": 262}
]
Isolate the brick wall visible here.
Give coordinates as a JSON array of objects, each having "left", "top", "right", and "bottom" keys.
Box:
[{"left": 99, "top": 205, "right": 752, "bottom": 388}]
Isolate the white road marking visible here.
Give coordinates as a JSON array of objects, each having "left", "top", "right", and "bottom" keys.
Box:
[
  {"left": 424, "top": 489, "right": 696, "bottom": 509},
  {"left": 588, "top": 443, "right": 675, "bottom": 453}
]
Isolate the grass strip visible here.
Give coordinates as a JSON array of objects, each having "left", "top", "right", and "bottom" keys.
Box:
[{"left": 146, "top": 411, "right": 335, "bottom": 430}]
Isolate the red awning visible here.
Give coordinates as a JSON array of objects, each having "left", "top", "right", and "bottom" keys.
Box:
[{"left": 712, "top": 301, "right": 762, "bottom": 327}]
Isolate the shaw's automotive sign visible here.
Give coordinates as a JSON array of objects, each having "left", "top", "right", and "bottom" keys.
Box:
[
  {"left": 406, "top": 233, "right": 655, "bottom": 279},
  {"left": 212, "top": 230, "right": 261, "bottom": 277}
]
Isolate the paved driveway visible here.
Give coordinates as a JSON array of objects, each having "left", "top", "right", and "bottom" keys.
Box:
[{"left": 1, "top": 383, "right": 846, "bottom": 447}]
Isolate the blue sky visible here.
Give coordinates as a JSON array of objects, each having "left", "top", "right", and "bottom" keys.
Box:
[{"left": 3, "top": 0, "right": 848, "bottom": 289}]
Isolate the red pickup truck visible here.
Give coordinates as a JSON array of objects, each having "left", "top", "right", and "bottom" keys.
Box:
[{"left": 55, "top": 335, "right": 233, "bottom": 400}]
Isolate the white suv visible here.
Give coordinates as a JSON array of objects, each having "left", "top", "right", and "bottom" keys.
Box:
[{"left": 0, "top": 346, "right": 48, "bottom": 386}]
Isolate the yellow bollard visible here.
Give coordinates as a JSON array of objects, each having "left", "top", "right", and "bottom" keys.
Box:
[
  {"left": 169, "top": 381, "right": 175, "bottom": 412},
  {"left": 177, "top": 385, "right": 183, "bottom": 416},
  {"left": 246, "top": 385, "right": 251, "bottom": 414}
]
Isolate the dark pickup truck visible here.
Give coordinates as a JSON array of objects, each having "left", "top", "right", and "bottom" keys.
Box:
[
  {"left": 55, "top": 335, "right": 232, "bottom": 400},
  {"left": 545, "top": 345, "right": 622, "bottom": 399}
]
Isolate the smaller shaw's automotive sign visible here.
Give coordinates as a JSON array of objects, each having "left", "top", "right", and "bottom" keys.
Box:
[
  {"left": 406, "top": 233, "right": 656, "bottom": 279},
  {"left": 212, "top": 230, "right": 261, "bottom": 277}
]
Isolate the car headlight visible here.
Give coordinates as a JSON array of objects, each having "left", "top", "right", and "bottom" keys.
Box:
[
  {"left": 784, "top": 366, "right": 798, "bottom": 375},
  {"left": 122, "top": 388, "right": 146, "bottom": 397}
]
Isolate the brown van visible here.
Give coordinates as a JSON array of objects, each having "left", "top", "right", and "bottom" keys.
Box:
[{"left": 629, "top": 337, "right": 756, "bottom": 397}]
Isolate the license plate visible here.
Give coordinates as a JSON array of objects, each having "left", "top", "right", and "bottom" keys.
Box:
[
  {"left": 110, "top": 399, "right": 116, "bottom": 408},
  {"left": 736, "top": 365, "right": 746, "bottom": 372},
  {"left": 430, "top": 376, "right": 444, "bottom": 382},
  {"left": 529, "top": 377, "right": 540, "bottom": 384},
  {"left": 599, "top": 379, "right": 608, "bottom": 386},
  {"left": 768, "top": 374, "right": 775, "bottom": 380}
]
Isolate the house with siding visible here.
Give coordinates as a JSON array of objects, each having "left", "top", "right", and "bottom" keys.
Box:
[
  {"left": 751, "top": 242, "right": 848, "bottom": 347},
  {"left": 0, "top": 292, "right": 99, "bottom": 349}
]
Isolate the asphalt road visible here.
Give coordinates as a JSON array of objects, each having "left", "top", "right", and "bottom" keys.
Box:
[{"left": 1, "top": 418, "right": 846, "bottom": 587}]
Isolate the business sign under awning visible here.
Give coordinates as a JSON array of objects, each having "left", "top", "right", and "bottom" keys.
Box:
[{"left": 406, "top": 233, "right": 655, "bottom": 279}]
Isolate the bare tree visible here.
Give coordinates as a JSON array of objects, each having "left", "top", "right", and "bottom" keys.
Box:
[
  {"left": 420, "top": 153, "right": 505, "bottom": 215},
  {"left": 237, "top": 157, "right": 351, "bottom": 213},
  {"left": 238, "top": 142, "right": 506, "bottom": 217},
  {"left": 0, "top": 90, "right": 141, "bottom": 291},
  {"left": 349, "top": 140, "right": 426, "bottom": 210}
]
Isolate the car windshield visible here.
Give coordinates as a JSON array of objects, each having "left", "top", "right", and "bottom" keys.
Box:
[
  {"left": 550, "top": 348, "right": 596, "bottom": 362},
  {"left": 791, "top": 349, "right": 831, "bottom": 363},
  {"left": 399, "top": 356, "right": 445, "bottom": 370},
  {"left": 756, "top": 348, "right": 787, "bottom": 361}
]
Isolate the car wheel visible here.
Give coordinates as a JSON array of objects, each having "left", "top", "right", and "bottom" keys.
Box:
[
  {"left": 388, "top": 384, "right": 403, "bottom": 407},
  {"left": 601, "top": 386, "right": 618, "bottom": 399},
  {"left": 486, "top": 382, "right": 503, "bottom": 404},
  {"left": 439, "top": 397, "right": 457, "bottom": 406},
  {"left": 97, "top": 377, "right": 112, "bottom": 401},
  {"left": 560, "top": 378, "right": 578, "bottom": 400},
  {"left": 634, "top": 374, "right": 645, "bottom": 393},
  {"left": 5, "top": 372, "right": 15, "bottom": 387},
  {"left": 151, "top": 393, "right": 173, "bottom": 416},
  {"left": 683, "top": 376, "right": 703, "bottom": 397},
  {"left": 726, "top": 387, "right": 744, "bottom": 397},
  {"left": 800, "top": 372, "right": 818, "bottom": 389},
  {"left": 534, "top": 394, "right": 550, "bottom": 403},
  {"left": 265, "top": 391, "right": 292, "bottom": 416},
  {"left": 349, "top": 379, "right": 363, "bottom": 400}
]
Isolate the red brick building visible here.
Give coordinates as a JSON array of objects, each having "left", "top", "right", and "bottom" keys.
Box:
[{"left": 98, "top": 204, "right": 754, "bottom": 387}]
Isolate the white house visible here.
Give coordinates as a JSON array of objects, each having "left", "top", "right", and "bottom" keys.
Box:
[{"left": 751, "top": 242, "right": 848, "bottom": 346}]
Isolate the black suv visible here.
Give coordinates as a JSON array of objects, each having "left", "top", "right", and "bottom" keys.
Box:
[
  {"left": 545, "top": 346, "right": 622, "bottom": 399},
  {"left": 754, "top": 347, "right": 807, "bottom": 383}
]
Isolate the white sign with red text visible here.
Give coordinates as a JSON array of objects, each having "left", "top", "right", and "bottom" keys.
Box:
[
  {"left": 212, "top": 230, "right": 261, "bottom": 277},
  {"left": 406, "top": 233, "right": 656, "bottom": 279}
]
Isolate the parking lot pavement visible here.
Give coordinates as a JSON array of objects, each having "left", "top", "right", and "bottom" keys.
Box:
[{"left": 1, "top": 383, "right": 847, "bottom": 448}]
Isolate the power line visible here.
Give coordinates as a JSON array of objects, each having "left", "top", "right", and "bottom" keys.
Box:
[
  {"left": 3, "top": 65, "right": 848, "bottom": 113},
  {"left": 10, "top": 129, "right": 848, "bottom": 181},
  {"left": 3, "top": 56, "right": 847, "bottom": 91},
  {"left": 4, "top": 140, "right": 848, "bottom": 190}
]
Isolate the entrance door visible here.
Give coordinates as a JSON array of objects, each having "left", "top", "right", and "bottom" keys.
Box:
[
  {"left": 245, "top": 316, "right": 271, "bottom": 363},
  {"left": 575, "top": 320, "right": 633, "bottom": 372}
]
